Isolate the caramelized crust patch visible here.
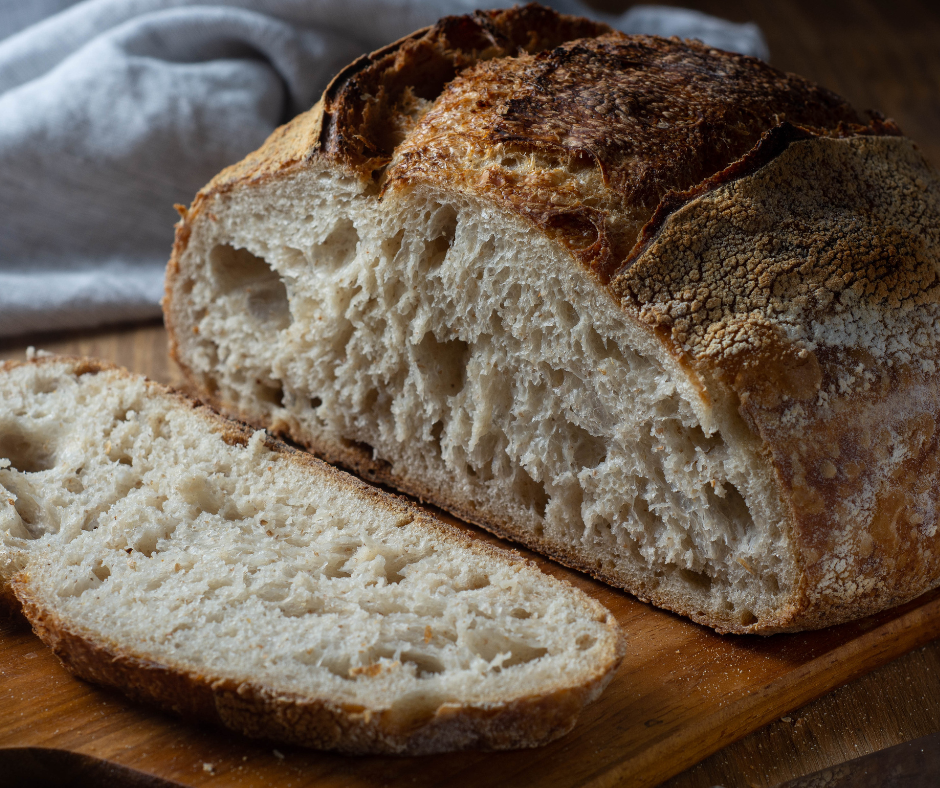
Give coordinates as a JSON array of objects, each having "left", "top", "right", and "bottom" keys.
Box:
[
  {"left": 388, "top": 33, "right": 865, "bottom": 280},
  {"left": 322, "top": 5, "right": 609, "bottom": 172}
]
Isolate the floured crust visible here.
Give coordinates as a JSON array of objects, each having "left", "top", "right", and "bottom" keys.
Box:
[
  {"left": 611, "top": 133, "right": 940, "bottom": 629},
  {"left": 165, "top": 5, "right": 940, "bottom": 633}
]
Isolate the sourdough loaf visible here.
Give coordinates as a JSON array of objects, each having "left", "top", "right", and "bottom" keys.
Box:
[
  {"left": 0, "top": 357, "right": 623, "bottom": 753},
  {"left": 164, "top": 5, "right": 940, "bottom": 633}
]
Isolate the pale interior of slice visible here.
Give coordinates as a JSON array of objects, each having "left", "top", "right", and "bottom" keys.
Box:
[
  {"left": 0, "top": 362, "right": 617, "bottom": 724},
  {"left": 169, "top": 167, "right": 796, "bottom": 629}
]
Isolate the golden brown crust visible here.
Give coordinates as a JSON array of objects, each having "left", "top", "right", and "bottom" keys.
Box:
[
  {"left": 183, "top": 3, "right": 610, "bottom": 203},
  {"left": 386, "top": 33, "right": 868, "bottom": 282}
]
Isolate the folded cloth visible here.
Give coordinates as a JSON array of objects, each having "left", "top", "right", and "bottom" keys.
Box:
[{"left": 0, "top": 1, "right": 767, "bottom": 338}]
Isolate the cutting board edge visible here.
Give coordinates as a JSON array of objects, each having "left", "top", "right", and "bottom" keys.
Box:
[{"left": 583, "top": 591, "right": 940, "bottom": 788}]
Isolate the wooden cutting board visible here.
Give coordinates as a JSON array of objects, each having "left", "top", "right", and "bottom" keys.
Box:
[
  {"left": 3, "top": 327, "right": 940, "bottom": 786},
  {"left": 3, "top": 504, "right": 940, "bottom": 788}
]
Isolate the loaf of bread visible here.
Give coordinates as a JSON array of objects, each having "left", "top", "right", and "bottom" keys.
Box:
[
  {"left": 164, "top": 4, "right": 940, "bottom": 634},
  {"left": 0, "top": 356, "right": 622, "bottom": 753}
]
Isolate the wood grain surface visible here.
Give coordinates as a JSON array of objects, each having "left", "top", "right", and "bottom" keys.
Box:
[{"left": 3, "top": 0, "right": 940, "bottom": 785}]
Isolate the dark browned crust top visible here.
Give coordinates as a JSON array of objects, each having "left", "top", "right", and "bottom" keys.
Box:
[
  {"left": 322, "top": 4, "right": 609, "bottom": 173},
  {"left": 387, "top": 30, "right": 872, "bottom": 282}
]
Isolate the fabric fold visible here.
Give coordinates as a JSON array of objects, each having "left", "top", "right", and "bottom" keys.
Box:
[{"left": 0, "top": 1, "right": 767, "bottom": 337}]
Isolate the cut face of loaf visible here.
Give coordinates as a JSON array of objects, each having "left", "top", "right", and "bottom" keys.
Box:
[
  {"left": 0, "top": 358, "right": 623, "bottom": 754},
  {"left": 166, "top": 6, "right": 940, "bottom": 633}
]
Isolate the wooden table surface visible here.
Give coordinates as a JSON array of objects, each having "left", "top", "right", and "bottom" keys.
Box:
[{"left": 3, "top": 1, "right": 940, "bottom": 786}]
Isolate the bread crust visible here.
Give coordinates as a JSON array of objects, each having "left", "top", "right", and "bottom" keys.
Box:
[
  {"left": 4, "top": 356, "right": 624, "bottom": 753},
  {"left": 15, "top": 587, "right": 611, "bottom": 754},
  {"left": 164, "top": 5, "right": 940, "bottom": 634}
]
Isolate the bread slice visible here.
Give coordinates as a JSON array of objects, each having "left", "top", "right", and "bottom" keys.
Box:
[
  {"left": 0, "top": 356, "right": 623, "bottom": 754},
  {"left": 164, "top": 5, "right": 940, "bottom": 633}
]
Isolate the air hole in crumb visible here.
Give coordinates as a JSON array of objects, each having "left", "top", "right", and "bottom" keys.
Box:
[
  {"left": 716, "top": 482, "right": 750, "bottom": 525},
  {"left": 209, "top": 244, "right": 290, "bottom": 328},
  {"left": 64, "top": 476, "right": 84, "bottom": 494},
  {"left": 458, "top": 573, "right": 490, "bottom": 591},
  {"left": 318, "top": 653, "right": 352, "bottom": 678},
  {"left": 766, "top": 575, "right": 781, "bottom": 596},
  {"left": 92, "top": 563, "right": 111, "bottom": 582},
  {"left": 430, "top": 421, "right": 444, "bottom": 451},
  {"left": 361, "top": 388, "right": 379, "bottom": 412},
  {"left": 413, "top": 333, "right": 469, "bottom": 398},
  {"left": 679, "top": 568, "right": 713, "bottom": 593},
  {"left": 422, "top": 206, "right": 457, "bottom": 270},
  {"left": 343, "top": 438, "right": 374, "bottom": 458},
  {"left": 381, "top": 228, "right": 405, "bottom": 262},
  {"left": 134, "top": 534, "right": 161, "bottom": 558},
  {"left": 686, "top": 423, "right": 722, "bottom": 455},
  {"left": 310, "top": 396, "right": 323, "bottom": 409},
  {"left": 383, "top": 550, "right": 430, "bottom": 584},
  {"left": 585, "top": 326, "right": 608, "bottom": 357},
  {"left": 400, "top": 650, "right": 445, "bottom": 677},
  {"left": 32, "top": 376, "right": 58, "bottom": 395},
  {"left": 203, "top": 374, "right": 220, "bottom": 397},
  {"left": 739, "top": 610, "right": 758, "bottom": 626},
  {"left": 107, "top": 440, "right": 134, "bottom": 466},
  {"left": 256, "top": 584, "right": 289, "bottom": 603},
  {"left": 576, "top": 634, "right": 596, "bottom": 650},
  {"left": 570, "top": 424, "right": 606, "bottom": 469},
  {"left": 180, "top": 477, "right": 223, "bottom": 516},
  {"left": 633, "top": 497, "right": 660, "bottom": 532},
  {"left": 311, "top": 218, "right": 360, "bottom": 272},
  {"left": 7, "top": 485, "right": 42, "bottom": 534},
  {"left": 322, "top": 543, "right": 359, "bottom": 579},
  {"left": 558, "top": 301, "right": 580, "bottom": 329},
  {"left": 513, "top": 466, "right": 548, "bottom": 518},
  {"left": 470, "top": 631, "right": 548, "bottom": 667},
  {"left": 0, "top": 426, "right": 55, "bottom": 472},
  {"left": 256, "top": 381, "right": 284, "bottom": 408},
  {"left": 510, "top": 608, "right": 531, "bottom": 620},
  {"left": 211, "top": 244, "right": 272, "bottom": 290}
]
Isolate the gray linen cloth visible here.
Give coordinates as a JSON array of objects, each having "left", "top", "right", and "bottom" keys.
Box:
[{"left": 0, "top": 0, "right": 767, "bottom": 337}]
